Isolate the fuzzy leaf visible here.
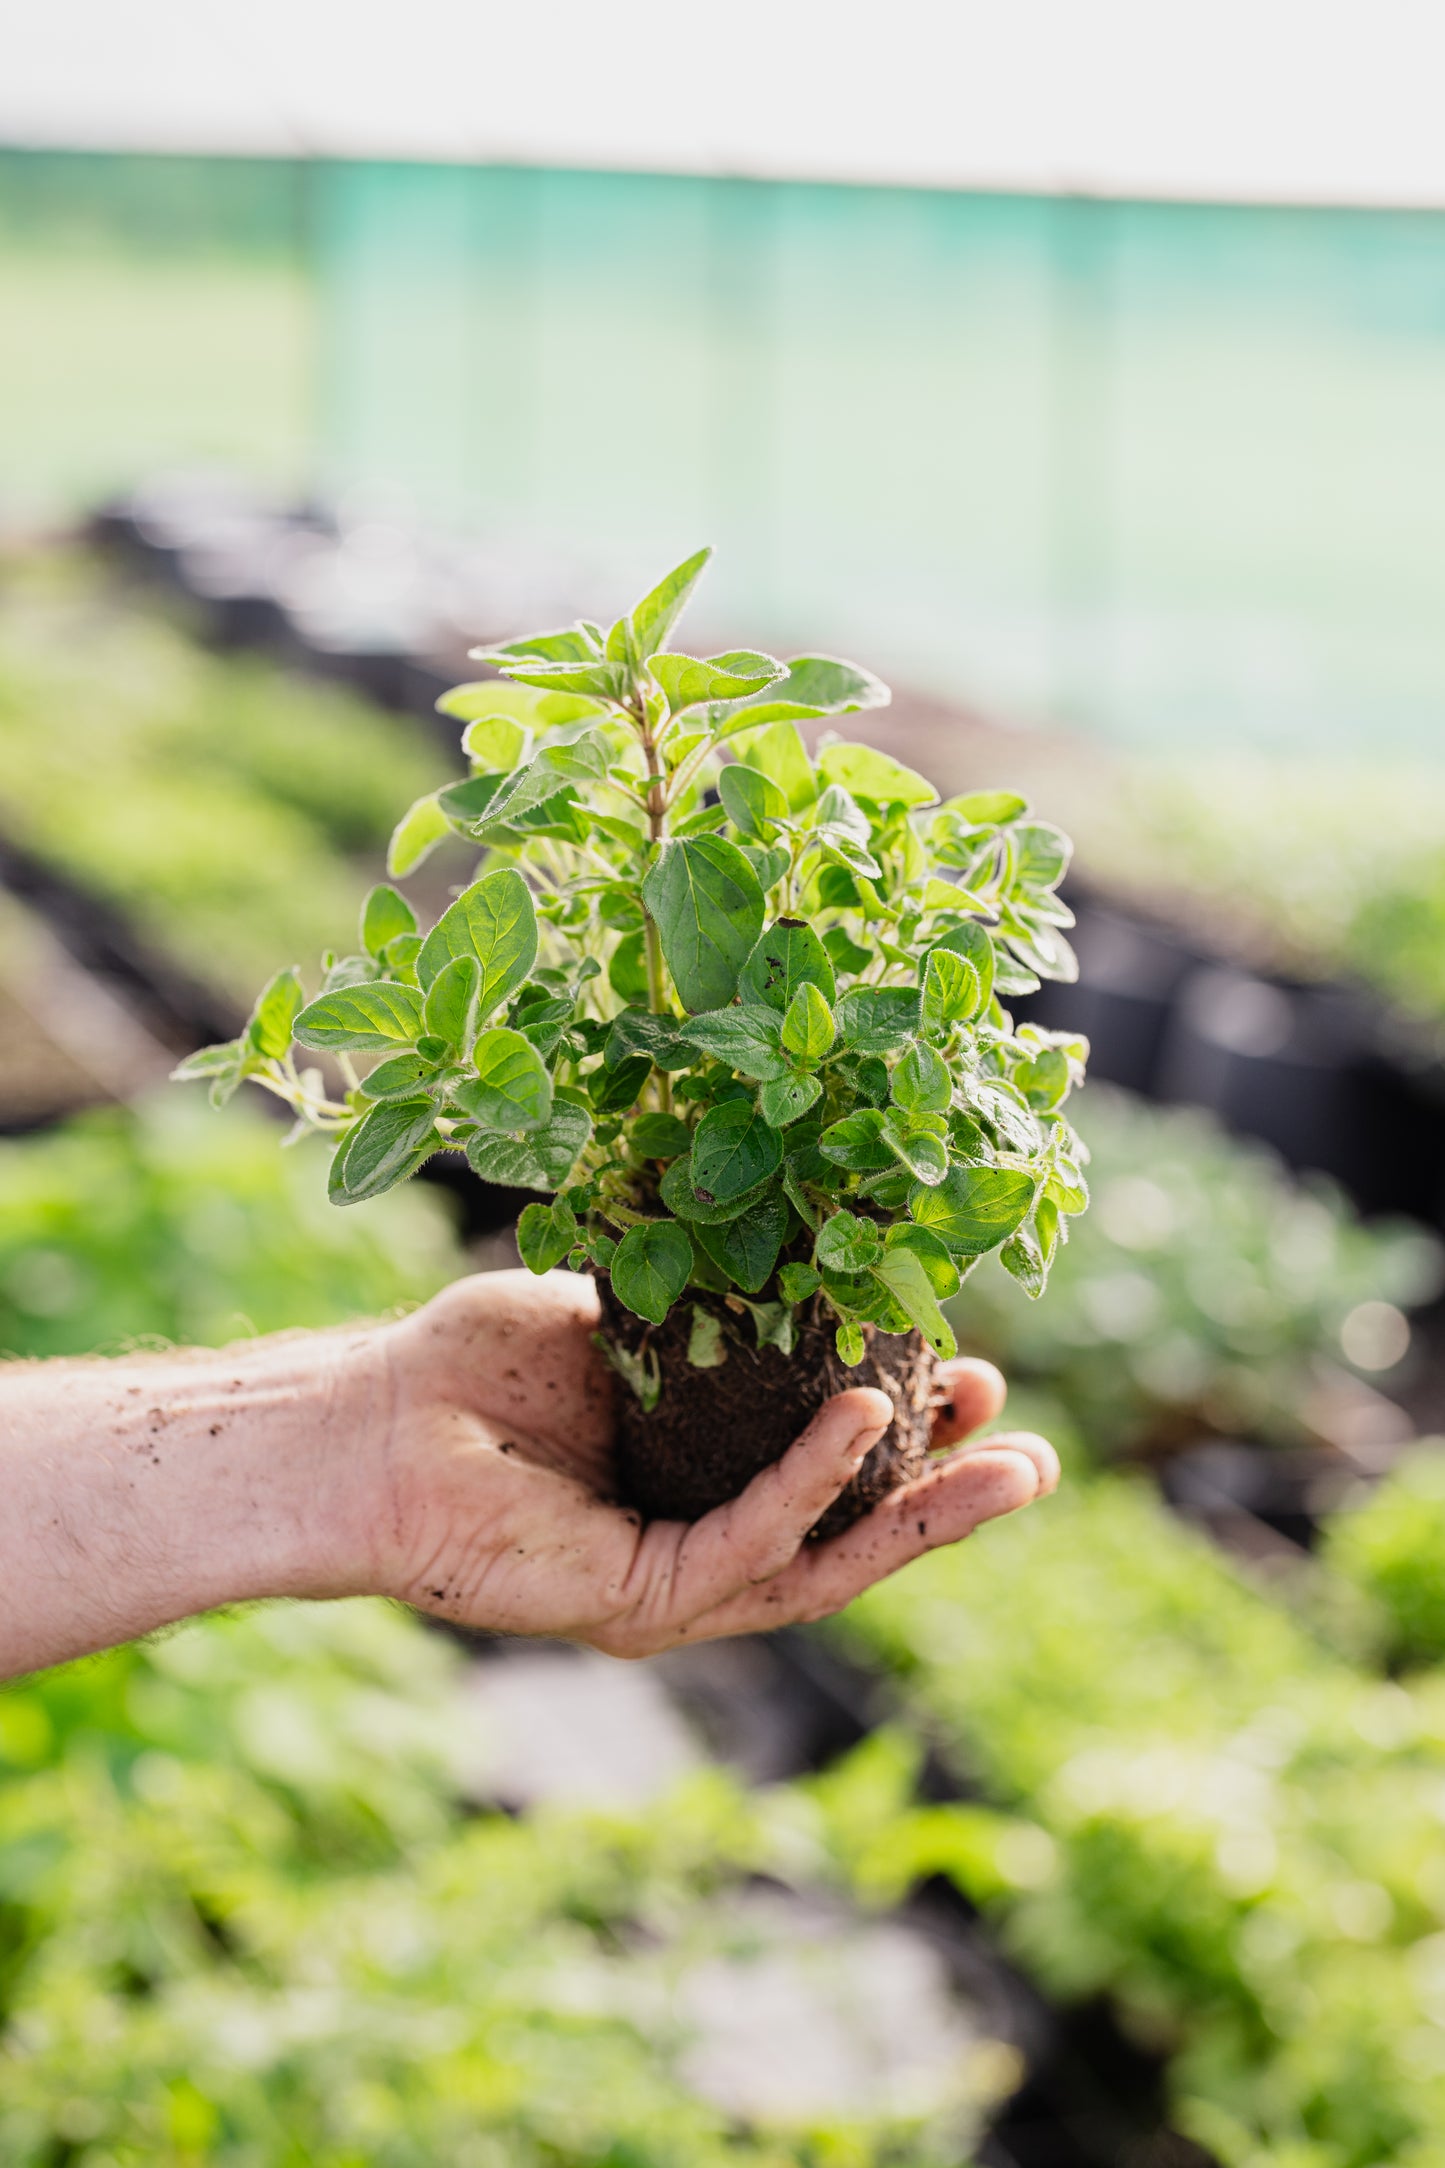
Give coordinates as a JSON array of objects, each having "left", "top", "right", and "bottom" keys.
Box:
[
  {"left": 882, "top": 1222, "right": 961, "bottom": 1299},
  {"left": 739, "top": 918, "right": 837, "bottom": 1013},
  {"left": 870, "top": 1246, "right": 958, "bottom": 1359},
  {"left": 652, "top": 650, "right": 784, "bottom": 710},
  {"left": 921, "top": 944, "right": 984, "bottom": 1036},
  {"left": 779, "top": 1262, "right": 821, "bottom": 1303},
  {"left": 605, "top": 1007, "right": 695, "bottom": 1072},
  {"left": 452, "top": 1028, "right": 553, "bottom": 1133},
  {"left": 517, "top": 1198, "right": 579, "bottom": 1275},
  {"left": 816, "top": 741, "right": 935, "bottom": 809},
  {"left": 244, "top": 967, "right": 303, "bottom": 1061},
  {"left": 941, "top": 789, "right": 1027, "bottom": 826},
  {"left": 360, "top": 1053, "right": 431, "bottom": 1102},
  {"left": 695, "top": 1190, "right": 789, "bottom": 1293},
  {"left": 642, "top": 836, "right": 766, "bottom": 1014},
  {"left": 329, "top": 1099, "right": 438, "bottom": 1206},
  {"left": 818, "top": 1108, "right": 896, "bottom": 1173},
  {"left": 836, "top": 987, "right": 920, "bottom": 1056},
  {"left": 632, "top": 546, "right": 713, "bottom": 657},
  {"left": 724, "top": 719, "right": 816, "bottom": 813},
  {"left": 422, "top": 954, "right": 481, "bottom": 1052},
  {"left": 836, "top": 1321, "right": 866, "bottom": 1366},
  {"left": 816, "top": 1210, "right": 884, "bottom": 1274},
  {"left": 687, "top": 1305, "right": 729, "bottom": 1368},
  {"left": 890, "top": 1041, "right": 951, "bottom": 1116},
  {"left": 387, "top": 791, "right": 451, "bottom": 878},
  {"left": 908, "top": 1165, "right": 1037, "bottom": 1256},
  {"left": 631, "top": 1111, "right": 692, "bottom": 1159},
  {"left": 690, "top": 1098, "right": 784, "bottom": 1202},
  {"left": 679, "top": 1004, "right": 786, "bottom": 1081},
  {"left": 360, "top": 884, "right": 417, "bottom": 959},
  {"left": 659, "top": 1155, "right": 776, "bottom": 1225},
  {"left": 295, "top": 982, "right": 425, "bottom": 1053},
  {"left": 611, "top": 1219, "right": 693, "bottom": 1326},
  {"left": 464, "top": 1102, "right": 592, "bottom": 1192},
  {"left": 780, "top": 982, "right": 835, "bottom": 1064},
  {"left": 718, "top": 762, "right": 789, "bottom": 838},
  {"left": 759, "top": 1072, "right": 822, "bottom": 1128},
  {"left": 416, "top": 869, "right": 538, "bottom": 1016}
]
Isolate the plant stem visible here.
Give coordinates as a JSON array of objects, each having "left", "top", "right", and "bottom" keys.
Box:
[{"left": 634, "top": 690, "right": 672, "bottom": 1111}]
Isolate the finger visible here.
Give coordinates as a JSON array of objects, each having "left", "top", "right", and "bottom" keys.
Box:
[
  {"left": 948, "top": 1427, "right": 1060, "bottom": 1494},
  {"left": 929, "top": 1357, "right": 1008, "bottom": 1449},
  {"left": 667, "top": 1387, "right": 894, "bottom": 1624},
  {"left": 676, "top": 1440, "right": 1048, "bottom": 1645}
]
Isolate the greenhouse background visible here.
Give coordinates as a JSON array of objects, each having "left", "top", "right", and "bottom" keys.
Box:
[{"left": 12, "top": 8, "right": 1445, "bottom": 2161}]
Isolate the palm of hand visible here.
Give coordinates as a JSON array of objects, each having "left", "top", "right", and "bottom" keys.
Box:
[{"left": 371, "top": 1270, "right": 1055, "bottom": 1658}]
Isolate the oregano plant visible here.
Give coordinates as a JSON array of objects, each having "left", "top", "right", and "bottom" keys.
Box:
[{"left": 176, "top": 548, "right": 1088, "bottom": 1528}]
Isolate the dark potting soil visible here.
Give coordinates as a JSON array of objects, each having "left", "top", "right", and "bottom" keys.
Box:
[{"left": 595, "top": 1277, "right": 938, "bottom": 1536}]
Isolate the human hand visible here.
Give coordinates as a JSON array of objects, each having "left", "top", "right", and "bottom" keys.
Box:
[{"left": 363, "top": 1269, "right": 1059, "bottom": 1657}]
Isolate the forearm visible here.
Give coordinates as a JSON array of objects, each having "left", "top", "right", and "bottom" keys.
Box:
[{"left": 0, "top": 1329, "right": 389, "bottom": 1679}]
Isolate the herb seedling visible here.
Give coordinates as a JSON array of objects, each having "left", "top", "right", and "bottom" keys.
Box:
[{"left": 177, "top": 548, "right": 1088, "bottom": 1526}]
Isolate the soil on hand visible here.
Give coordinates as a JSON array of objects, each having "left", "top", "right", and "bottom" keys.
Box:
[{"left": 597, "top": 1278, "right": 939, "bottom": 1537}]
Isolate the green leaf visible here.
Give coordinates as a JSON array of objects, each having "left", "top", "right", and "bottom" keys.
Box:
[
  {"left": 245, "top": 967, "right": 303, "bottom": 1061},
  {"left": 295, "top": 982, "right": 425, "bottom": 1052},
  {"left": 836, "top": 1321, "right": 866, "bottom": 1366},
  {"left": 718, "top": 762, "right": 789, "bottom": 838},
  {"left": 781, "top": 982, "right": 835, "bottom": 1063},
  {"left": 882, "top": 1117, "right": 949, "bottom": 1186},
  {"left": 870, "top": 1246, "right": 957, "bottom": 1360},
  {"left": 822, "top": 925, "right": 871, "bottom": 977},
  {"left": 517, "top": 1198, "right": 579, "bottom": 1275},
  {"left": 474, "top": 729, "right": 612, "bottom": 832},
  {"left": 769, "top": 655, "right": 890, "bottom": 716},
  {"left": 632, "top": 546, "right": 713, "bottom": 657},
  {"left": 929, "top": 922, "right": 996, "bottom": 1013},
  {"left": 941, "top": 789, "right": 1028, "bottom": 825},
  {"left": 779, "top": 1262, "right": 821, "bottom": 1303},
  {"left": 1015, "top": 821, "right": 1071, "bottom": 888},
  {"left": 658, "top": 1155, "right": 776, "bottom": 1225},
  {"left": 724, "top": 719, "right": 816, "bottom": 813},
  {"left": 460, "top": 713, "right": 530, "bottom": 770},
  {"left": 416, "top": 869, "right": 538, "bottom": 1015},
  {"left": 631, "top": 1111, "right": 692, "bottom": 1159},
  {"left": 360, "top": 1053, "right": 431, "bottom": 1101},
  {"left": 921, "top": 945, "right": 983, "bottom": 1037},
  {"left": 882, "top": 1222, "right": 961, "bottom": 1299},
  {"left": 473, "top": 626, "right": 597, "bottom": 666},
  {"left": 361, "top": 884, "right": 418, "bottom": 959},
  {"left": 610, "top": 1219, "right": 693, "bottom": 1326},
  {"left": 464, "top": 1102, "right": 592, "bottom": 1192},
  {"left": 759, "top": 1072, "right": 822, "bottom": 1128},
  {"left": 329, "top": 1099, "right": 438, "bottom": 1206},
  {"left": 738, "top": 842, "right": 790, "bottom": 892},
  {"left": 497, "top": 657, "right": 627, "bottom": 701},
  {"left": 422, "top": 954, "right": 481, "bottom": 1052},
  {"left": 452, "top": 1028, "right": 553, "bottom": 1132},
  {"left": 740, "top": 919, "right": 837, "bottom": 1013},
  {"left": 816, "top": 741, "right": 936, "bottom": 809},
  {"left": 816, "top": 1210, "right": 884, "bottom": 1273},
  {"left": 738, "top": 1298, "right": 796, "bottom": 1355},
  {"left": 1016, "top": 1046, "right": 1070, "bottom": 1111},
  {"left": 1000, "top": 1224, "right": 1047, "bottom": 1299},
  {"left": 387, "top": 791, "right": 451, "bottom": 878},
  {"left": 686, "top": 1304, "right": 729, "bottom": 1368},
  {"left": 836, "top": 987, "right": 920, "bottom": 1055},
  {"left": 589, "top": 1055, "right": 651, "bottom": 1115},
  {"left": 605, "top": 1007, "right": 695, "bottom": 1071},
  {"left": 695, "top": 1189, "right": 789, "bottom": 1294},
  {"left": 171, "top": 1039, "right": 242, "bottom": 1079},
  {"left": 679, "top": 1004, "right": 786, "bottom": 1081},
  {"left": 642, "top": 837, "right": 765, "bottom": 1013},
  {"left": 818, "top": 1108, "right": 895, "bottom": 1172},
  {"left": 607, "top": 929, "right": 652, "bottom": 1005},
  {"left": 651, "top": 650, "right": 784, "bottom": 710},
  {"left": 891, "top": 1041, "right": 951, "bottom": 1115},
  {"left": 690, "top": 1098, "right": 783, "bottom": 1202},
  {"left": 908, "top": 1165, "right": 1037, "bottom": 1256}
]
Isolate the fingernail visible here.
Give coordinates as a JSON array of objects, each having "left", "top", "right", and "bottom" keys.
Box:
[{"left": 849, "top": 1425, "right": 887, "bottom": 1466}]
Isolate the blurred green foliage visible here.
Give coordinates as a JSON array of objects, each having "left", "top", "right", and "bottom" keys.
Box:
[
  {"left": 837, "top": 1472, "right": 1445, "bottom": 2168},
  {"left": 0, "top": 1602, "right": 992, "bottom": 2167},
  {"left": 0, "top": 1097, "right": 459, "bottom": 1358},
  {"left": 953, "top": 1087, "right": 1439, "bottom": 1455},
  {"left": 1323, "top": 1443, "right": 1445, "bottom": 1671},
  {"left": 0, "top": 551, "right": 448, "bottom": 1000}
]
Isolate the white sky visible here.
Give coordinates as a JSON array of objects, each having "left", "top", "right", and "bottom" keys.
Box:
[{"left": 6, "top": 0, "right": 1445, "bottom": 207}]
